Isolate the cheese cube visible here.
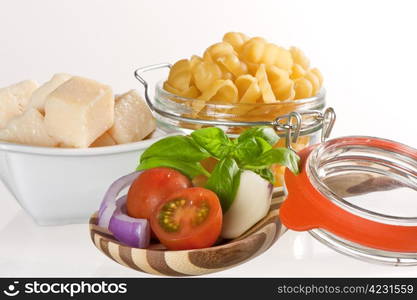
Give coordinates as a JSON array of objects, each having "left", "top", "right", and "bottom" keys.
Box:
[
  {"left": 44, "top": 76, "right": 114, "bottom": 148},
  {"left": 90, "top": 132, "right": 116, "bottom": 147},
  {"left": 108, "top": 90, "right": 156, "bottom": 144},
  {"left": 0, "top": 108, "right": 57, "bottom": 147},
  {"left": 0, "top": 80, "right": 38, "bottom": 128},
  {"left": 29, "top": 73, "right": 72, "bottom": 113}
]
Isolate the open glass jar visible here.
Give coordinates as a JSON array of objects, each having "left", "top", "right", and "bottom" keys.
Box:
[
  {"left": 135, "top": 64, "right": 417, "bottom": 266},
  {"left": 281, "top": 136, "right": 417, "bottom": 266},
  {"left": 135, "top": 63, "right": 331, "bottom": 187}
]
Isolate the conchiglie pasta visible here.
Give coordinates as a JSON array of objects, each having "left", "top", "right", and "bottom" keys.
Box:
[
  {"left": 255, "top": 64, "right": 276, "bottom": 103},
  {"left": 163, "top": 82, "right": 200, "bottom": 99},
  {"left": 290, "top": 47, "right": 310, "bottom": 70},
  {"left": 310, "top": 68, "right": 323, "bottom": 86},
  {"left": 291, "top": 64, "right": 306, "bottom": 80},
  {"left": 261, "top": 43, "right": 281, "bottom": 65},
  {"left": 163, "top": 33, "right": 323, "bottom": 190},
  {"left": 235, "top": 75, "right": 261, "bottom": 104},
  {"left": 273, "top": 47, "right": 293, "bottom": 72},
  {"left": 164, "top": 32, "right": 323, "bottom": 106},
  {"left": 235, "top": 75, "right": 256, "bottom": 98},
  {"left": 217, "top": 54, "right": 248, "bottom": 77},
  {"left": 304, "top": 71, "right": 320, "bottom": 95},
  {"left": 198, "top": 79, "right": 238, "bottom": 103},
  {"left": 166, "top": 59, "right": 192, "bottom": 91},
  {"left": 246, "top": 62, "right": 260, "bottom": 76},
  {"left": 266, "top": 65, "right": 294, "bottom": 101},
  {"left": 223, "top": 32, "right": 249, "bottom": 52},
  {"left": 191, "top": 79, "right": 239, "bottom": 117},
  {"left": 191, "top": 61, "right": 222, "bottom": 92},
  {"left": 241, "top": 37, "right": 268, "bottom": 64},
  {"left": 294, "top": 78, "right": 313, "bottom": 99},
  {"left": 228, "top": 75, "right": 261, "bottom": 116},
  {"left": 241, "top": 38, "right": 293, "bottom": 72},
  {"left": 203, "top": 42, "right": 236, "bottom": 63},
  {"left": 190, "top": 55, "right": 203, "bottom": 69}
]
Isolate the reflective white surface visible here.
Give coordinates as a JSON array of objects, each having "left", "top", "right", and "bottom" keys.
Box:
[
  {"left": 1, "top": 0, "right": 417, "bottom": 277},
  {"left": 1, "top": 182, "right": 416, "bottom": 277}
]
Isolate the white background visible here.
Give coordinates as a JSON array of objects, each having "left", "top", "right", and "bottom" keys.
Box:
[{"left": 1, "top": 0, "right": 416, "bottom": 277}]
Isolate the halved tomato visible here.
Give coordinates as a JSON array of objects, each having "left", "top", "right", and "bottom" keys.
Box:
[{"left": 150, "top": 187, "right": 222, "bottom": 250}]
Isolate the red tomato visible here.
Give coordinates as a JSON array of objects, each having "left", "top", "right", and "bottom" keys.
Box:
[
  {"left": 150, "top": 187, "right": 222, "bottom": 250},
  {"left": 126, "top": 168, "right": 191, "bottom": 220}
]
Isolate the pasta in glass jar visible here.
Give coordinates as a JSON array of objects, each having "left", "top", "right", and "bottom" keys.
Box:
[{"left": 135, "top": 64, "right": 327, "bottom": 188}]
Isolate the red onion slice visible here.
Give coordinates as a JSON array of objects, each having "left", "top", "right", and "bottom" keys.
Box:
[
  {"left": 98, "top": 171, "right": 141, "bottom": 228},
  {"left": 109, "top": 195, "right": 150, "bottom": 248}
]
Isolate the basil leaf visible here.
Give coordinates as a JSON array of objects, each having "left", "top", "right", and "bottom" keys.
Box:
[
  {"left": 243, "top": 148, "right": 300, "bottom": 175},
  {"left": 137, "top": 157, "right": 208, "bottom": 179},
  {"left": 191, "top": 127, "right": 234, "bottom": 159},
  {"left": 205, "top": 157, "right": 241, "bottom": 212},
  {"left": 232, "top": 137, "right": 272, "bottom": 165},
  {"left": 238, "top": 126, "right": 279, "bottom": 146},
  {"left": 251, "top": 168, "right": 275, "bottom": 184},
  {"left": 140, "top": 135, "right": 210, "bottom": 163}
]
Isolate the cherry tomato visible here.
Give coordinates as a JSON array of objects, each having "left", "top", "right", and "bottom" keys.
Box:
[
  {"left": 126, "top": 167, "right": 192, "bottom": 220},
  {"left": 150, "top": 187, "right": 222, "bottom": 250}
]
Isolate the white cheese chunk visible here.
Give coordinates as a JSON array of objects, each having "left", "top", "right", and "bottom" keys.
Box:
[
  {"left": 108, "top": 90, "right": 156, "bottom": 144},
  {"left": 44, "top": 76, "right": 114, "bottom": 148},
  {"left": 0, "top": 80, "right": 39, "bottom": 128},
  {"left": 29, "top": 73, "right": 72, "bottom": 113},
  {"left": 0, "top": 108, "right": 57, "bottom": 147},
  {"left": 221, "top": 170, "right": 272, "bottom": 239}
]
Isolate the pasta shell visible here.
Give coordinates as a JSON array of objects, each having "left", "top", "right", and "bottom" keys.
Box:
[
  {"left": 310, "top": 68, "right": 323, "bottom": 86},
  {"left": 294, "top": 78, "right": 313, "bottom": 99},
  {"left": 163, "top": 82, "right": 200, "bottom": 98},
  {"left": 266, "top": 65, "right": 294, "bottom": 101},
  {"left": 217, "top": 54, "right": 248, "bottom": 77},
  {"left": 255, "top": 64, "right": 276, "bottom": 103},
  {"left": 203, "top": 42, "right": 236, "bottom": 63},
  {"left": 223, "top": 32, "right": 249, "bottom": 53},
  {"left": 198, "top": 79, "right": 238, "bottom": 103},
  {"left": 290, "top": 47, "right": 310, "bottom": 70},
  {"left": 166, "top": 59, "right": 192, "bottom": 91},
  {"left": 304, "top": 71, "right": 320, "bottom": 95},
  {"left": 192, "top": 61, "right": 222, "bottom": 92},
  {"left": 291, "top": 64, "right": 306, "bottom": 80},
  {"left": 241, "top": 37, "right": 267, "bottom": 64},
  {"left": 235, "top": 75, "right": 261, "bottom": 103}
]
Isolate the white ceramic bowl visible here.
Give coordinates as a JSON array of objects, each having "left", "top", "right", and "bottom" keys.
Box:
[{"left": 0, "top": 130, "right": 171, "bottom": 226}]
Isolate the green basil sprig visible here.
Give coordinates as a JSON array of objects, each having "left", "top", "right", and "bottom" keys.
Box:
[
  {"left": 191, "top": 127, "right": 234, "bottom": 159},
  {"left": 136, "top": 126, "right": 300, "bottom": 212},
  {"left": 140, "top": 135, "right": 210, "bottom": 162},
  {"left": 232, "top": 136, "right": 272, "bottom": 166},
  {"left": 137, "top": 135, "right": 211, "bottom": 177},
  {"left": 237, "top": 126, "right": 279, "bottom": 146},
  {"left": 205, "top": 157, "right": 241, "bottom": 212}
]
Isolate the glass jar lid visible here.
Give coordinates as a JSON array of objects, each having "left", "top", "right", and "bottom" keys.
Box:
[{"left": 281, "top": 136, "right": 417, "bottom": 257}]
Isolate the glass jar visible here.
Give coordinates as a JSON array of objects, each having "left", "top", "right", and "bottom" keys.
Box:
[
  {"left": 281, "top": 136, "right": 417, "bottom": 265},
  {"left": 135, "top": 63, "right": 331, "bottom": 187}
]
